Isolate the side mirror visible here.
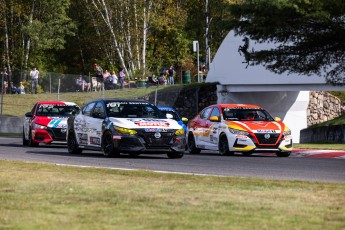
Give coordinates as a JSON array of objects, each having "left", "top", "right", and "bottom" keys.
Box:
[
  {"left": 181, "top": 117, "right": 188, "bottom": 123},
  {"left": 93, "top": 112, "right": 104, "bottom": 119},
  {"left": 274, "top": 116, "right": 281, "bottom": 122},
  {"left": 209, "top": 116, "right": 219, "bottom": 122},
  {"left": 25, "top": 112, "right": 33, "bottom": 117},
  {"left": 166, "top": 113, "right": 173, "bottom": 119}
]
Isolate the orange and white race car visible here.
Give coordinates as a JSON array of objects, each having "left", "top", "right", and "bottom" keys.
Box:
[{"left": 187, "top": 104, "right": 293, "bottom": 157}]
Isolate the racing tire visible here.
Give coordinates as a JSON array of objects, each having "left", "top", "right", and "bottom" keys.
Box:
[
  {"left": 102, "top": 131, "right": 120, "bottom": 157},
  {"left": 218, "top": 134, "right": 234, "bottom": 156},
  {"left": 67, "top": 130, "right": 82, "bottom": 154},
  {"left": 167, "top": 152, "right": 184, "bottom": 159},
  {"left": 276, "top": 152, "right": 291, "bottom": 157},
  {"left": 187, "top": 133, "right": 201, "bottom": 154},
  {"left": 22, "top": 128, "right": 29, "bottom": 146},
  {"left": 28, "top": 129, "right": 39, "bottom": 147}
]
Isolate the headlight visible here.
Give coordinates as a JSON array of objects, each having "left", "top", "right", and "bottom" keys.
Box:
[
  {"left": 114, "top": 126, "right": 137, "bottom": 135},
  {"left": 283, "top": 130, "right": 291, "bottom": 136},
  {"left": 175, "top": 128, "right": 185, "bottom": 136},
  {"left": 32, "top": 123, "right": 47, "bottom": 130},
  {"left": 229, "top": 128, "right": 249, "bottom": 136}
]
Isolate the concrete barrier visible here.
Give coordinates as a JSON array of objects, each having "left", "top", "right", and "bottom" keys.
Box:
[
  {"left": 300, "top": 125, "right": 345, "bottom": 143},
  {"left": 0, "top": 116, "right": 23, "bottom": 133}
]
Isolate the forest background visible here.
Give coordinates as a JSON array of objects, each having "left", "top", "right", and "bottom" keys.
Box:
[
  {"left": 0, "top": 0, "right": 234, "bottom": 87},
  {"left": 0, "top": 0, "right": 344, "bottom": 92}
]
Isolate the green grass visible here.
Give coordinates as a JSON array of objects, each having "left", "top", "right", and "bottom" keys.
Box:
[
  {"left": 295, "top": 143, "right": 345, "bottom": 150},
  {"left": 0, "top": 160, "right": 344, "bottom": 229},
  {"left": 0, "top": 86, "right": 167, "bottom": 116}
]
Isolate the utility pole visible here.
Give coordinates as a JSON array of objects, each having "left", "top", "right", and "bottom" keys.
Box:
[{"left": 205, "top": 0, "right": 210, "bottom": 71}]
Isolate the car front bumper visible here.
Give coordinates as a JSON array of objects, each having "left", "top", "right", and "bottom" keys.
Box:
[{"left": 112, "top": 132, "right": 186, "bottom": 154}]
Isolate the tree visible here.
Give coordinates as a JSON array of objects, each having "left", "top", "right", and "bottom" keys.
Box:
[{"left": 229, "top": 0, "right": 345, "bottom": 84}]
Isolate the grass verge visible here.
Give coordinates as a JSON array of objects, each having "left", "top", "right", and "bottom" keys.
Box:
[
  {"left": 0, "top": 160, "right": 344, "bottom": 229},
  {"left": 294, "top": 143, "right": 345, "bottom": 150}
]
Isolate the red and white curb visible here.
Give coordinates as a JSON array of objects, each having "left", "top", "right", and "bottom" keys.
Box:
[{"left": 292, "top": 149, "right": 345, "bottom": 159}]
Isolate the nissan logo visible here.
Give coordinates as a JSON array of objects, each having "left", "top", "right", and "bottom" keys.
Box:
[
  {"left": 264, "top": 133, "right": 270, "bottom": 139},
  {"left": 154, "top": 132, "right": 161, "bottom": 138},
  {"left": 61, "top": 128, "right": 67, "bottom": 133}
]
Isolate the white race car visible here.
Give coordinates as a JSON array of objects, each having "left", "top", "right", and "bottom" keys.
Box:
[
  {"left": 187, "top": 103, "right": 293, "bottom": 157},
  {"left": 66, "top": 99, "right": 186, "bottom": 158}
]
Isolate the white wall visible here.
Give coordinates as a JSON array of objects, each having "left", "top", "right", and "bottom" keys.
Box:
[{"left": 207, "top": 31, "right": 328, "bottom": 86}]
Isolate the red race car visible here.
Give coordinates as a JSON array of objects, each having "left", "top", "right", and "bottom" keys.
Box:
[{"left": 23, "top": 101, "right": 80, "bottom": 146}]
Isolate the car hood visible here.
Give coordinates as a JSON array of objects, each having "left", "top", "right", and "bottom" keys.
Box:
[
  {"left": 226, "top": 120, "right": 286, "bottom": 133},
  {"left": 34, "top": 116, "right": 69, "bottom": 128},
  {"left": 109, "top": 117, "right": 183, "bottom": 130}
]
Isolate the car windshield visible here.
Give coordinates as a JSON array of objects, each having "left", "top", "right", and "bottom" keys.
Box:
[
  {"left": 36, "top": 104, "right": 79, "bottom": 117},
  {"left": 222, "top": 108, "right": 274, "bottom": 121},
  {"left": 106, "top": 101, "right": 165, "bottom": 119}
]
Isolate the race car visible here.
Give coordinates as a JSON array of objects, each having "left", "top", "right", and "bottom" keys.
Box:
[
  {"left": 66, "top": 98, "right": 186, "bottom": 158},
  {"left": 23, "top": 101, "right": 80, "bottom": 146},
  {"left": 157, "top": 106, "right": 188, "bottom": 133},
  {"left": 187, "top": 104, "right": 293, "bottom": 157}
]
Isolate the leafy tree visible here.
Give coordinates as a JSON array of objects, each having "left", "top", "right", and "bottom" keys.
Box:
[{"left": 229, "top": 0, "right": 345, "bottom": 84}]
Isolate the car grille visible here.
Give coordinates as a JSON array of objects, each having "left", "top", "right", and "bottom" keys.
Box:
[
  {"left": 47, "top": 127, "right": 66, "bottom": 140},
  {"left": 254, "top": 133, "right": 280, "bottom": 145},
  {"left": 139, "top": 132, "right": 174, "bottom": 147}
]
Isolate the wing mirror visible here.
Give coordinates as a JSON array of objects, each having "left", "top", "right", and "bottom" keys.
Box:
[
  {"left": 25, "top": 112, "right": 33, "bottom": 117},
  {"left": 274, "top": 117, "right": 281, "bottom": 122},
  {"left": 209, "top": 116, "right": 219, "bottom": 122},
  {"left": 181, "top": 117, "right": 188, "bottom": 123}
]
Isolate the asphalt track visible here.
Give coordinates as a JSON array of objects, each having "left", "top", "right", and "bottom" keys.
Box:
[{"left": 0, "top": 137, "right": 344, "bottom": 183}]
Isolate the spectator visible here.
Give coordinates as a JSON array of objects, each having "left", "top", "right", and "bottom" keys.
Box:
[
  {"left": 146, "top": 73, "right": 157, "bottom": 87},
  {"left": 168, "top": 65, "right": 175, "bottom": 85},
  {"left": 341, "top": 102, "right": 345, "bottom": 115},
  {"left": 1, "top": 67, "right": 9, "bottom": 94},
  {"left": 94, "top": 63, "right": 103, "bottom": 90},
  {"left": 111, "top": 71, "right": 118, "bottom": 89},
  {"left": 30, "top": 66, "right": 39, "bottom": 94},
  {"left": 158, "top": 73, "right": 166, "bottom": 85},
  {"left": 103, "top": 70, "right": 112, "bottom": 90},
  {"left": 118, "top": 68, "right": 126, "bottom": 89},
  {"left": 18, "top": 82, "right": 25, "bottom": 94},
  {"left": 10, "top": 82, "right": 17, "bottom": 94},
  {"left": 76, "top": 75, "right": 91, "bottom": 92}
]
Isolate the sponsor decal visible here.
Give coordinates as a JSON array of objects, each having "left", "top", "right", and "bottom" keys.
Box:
[
  {"left": 257, "top": 130, "right": 276, "bottom": 133},
  {"left": 137, "top": 122, "right": 169, "bottom": 127},
  {"left": 47, "top": 119, "right": 67, "bottom": 128},
  {"left": 144, "top": 128, "right": 168, "bottom": 132},
  {"left": 90, "top": 137, "right": 101, "bottom": 145},
  {"left": 129, "top": 119, "right": 170, "bottom": 127},
  {"left": 235, "top": 135, "right": 248, "bottom": 139},
  {"left": 113, "top": 135, "right": 122, "bottom": 140}
]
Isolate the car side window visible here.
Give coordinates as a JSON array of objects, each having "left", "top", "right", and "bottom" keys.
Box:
[
  {"left": 209, "top": 107, "right": 220, "bottom": 119},
  {"left": 93, "top": 102, "right": 105, "bottom": 118},
  {"left": 83, "top": 102, "right": 96, "bottom": 117},
  {"left": 200, "top": 107, "right": 212, "bottom": 120}
]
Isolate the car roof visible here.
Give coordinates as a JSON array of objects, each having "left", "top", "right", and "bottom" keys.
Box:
[
  {"left": 37, "top": 101, "right": 77, "bottom": 105},
  {"left": 88, "top": 98, "right": 151, "bottom": 104},
  {"left": 217, "top": 104, "right": 263, "bottom": 109},
  {"left": 157, "top": 106, "right": 176, "bottom": 112}
]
